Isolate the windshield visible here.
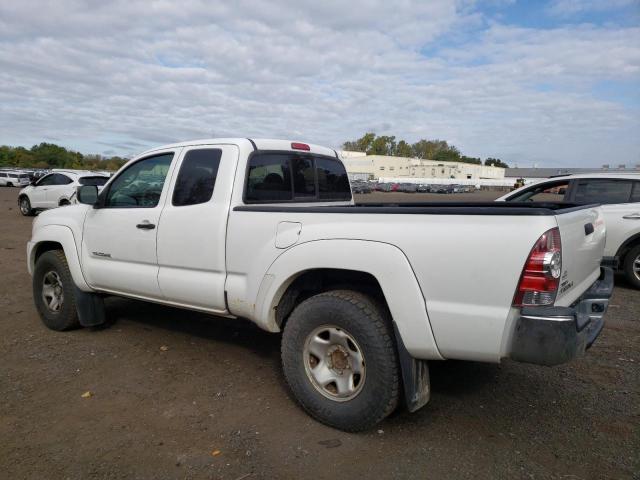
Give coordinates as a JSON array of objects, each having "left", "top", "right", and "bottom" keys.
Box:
[{"left": 79, "top": 176, "right": 109, "bottom": 186}]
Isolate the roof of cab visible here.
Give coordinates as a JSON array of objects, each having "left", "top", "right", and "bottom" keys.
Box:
[
  {"left": 541, "top": 172, "right": 640, "bottom": 181},
  {"left": 138, "top": 138, "right": 338, "bottom": 159}
]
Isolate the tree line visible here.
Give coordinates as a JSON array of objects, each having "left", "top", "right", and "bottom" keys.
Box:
[
  {"left": 342, "top": 133, "right": 509, "bottom": 168},
  {"left": 0, "top": 143, "right": 128, "bottom": 171}
]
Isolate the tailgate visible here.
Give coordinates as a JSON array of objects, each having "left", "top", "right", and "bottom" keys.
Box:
[{"left": 554, "top": 205, "right": 606, "bottom": 307}]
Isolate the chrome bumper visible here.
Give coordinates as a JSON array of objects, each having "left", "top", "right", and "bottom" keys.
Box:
[{"left": 510, "top": 267, "right": 614, "bottom": 366}]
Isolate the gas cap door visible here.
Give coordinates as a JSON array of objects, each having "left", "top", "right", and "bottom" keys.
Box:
[{"left": 275, "top": 222, "right": 302, "bottom": 249}]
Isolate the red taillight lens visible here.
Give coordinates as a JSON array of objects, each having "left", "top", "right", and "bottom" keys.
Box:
[
  {"left": 513, "top": 228, "right": 562, "bottom": 307},
  {"left": 291, "top": 142, "right": 310, "bottom": 151}
]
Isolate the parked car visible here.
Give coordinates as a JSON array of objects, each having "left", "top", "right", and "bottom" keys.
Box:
[
  {"left": 498, "top": 173, "right": 640, "bottom": 288},
  {"left": 416, "top": 184, "right": 431, "bottom": 193},
  {"left": 18, "top": 170, "right": 110, "bottom": 216},
  {"left": 377, "top": 182, "right": 394, "bottom": 192},
  {"left": 433, "top": 185, "right": 452, "bottom": 194},
  {"left": 0, "top": 171, "right": 31, "bottom": 187},
  {"left": 27, "top": 138, "right": 612, "bottom": 431},
  {"left": 398, "top": 183, "right": 418, "bottom": 193},
  {"left": 351, "top": 181, "right": 372, "bottom": 194}
]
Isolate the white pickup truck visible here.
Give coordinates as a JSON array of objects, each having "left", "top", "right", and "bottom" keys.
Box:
[{"left": 27, "top": 138, "right": 614, "bottom": 431}]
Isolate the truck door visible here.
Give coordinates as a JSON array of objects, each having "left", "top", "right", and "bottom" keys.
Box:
[
  {"left": 156, "top": 145, "right": 238, "bottom": 312},
  {"left": 572, "top": 178, "right": 640, "bottom": 257},
  {"left": 45, "top": 173, "right": 73, "bottom": 206},
  {"left": 29, "top": 174, "right": 56, "bottom": 208},
  {"left": 81, "top": 150, "right": 178, "bottom": 299}
]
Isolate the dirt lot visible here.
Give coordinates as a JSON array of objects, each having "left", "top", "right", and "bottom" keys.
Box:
[{"left": 1, "top": 187, "right": 638, "bottom": 479}]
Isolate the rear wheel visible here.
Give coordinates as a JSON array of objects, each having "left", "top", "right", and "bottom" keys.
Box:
[
  {"left": 281, "top": 290, "right": 399, "bottom": 432},
  {"left": 19, "top": 196, "right": 34, "bottom": 216},
  {"left": 33, "top": 250, "right": 80, "bottom": 331},
  {"left": 622, "top": 245, "right": 640, "bottom": 289}
]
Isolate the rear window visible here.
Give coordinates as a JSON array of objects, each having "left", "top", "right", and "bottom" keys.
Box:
[
  {"left": 316, "top": 158, "right": 351, "bottom": 200},
  {"left": 19, "top": 174, "right": 30, "bottom": 179},
  {"left": 574, "top": 179, "right": 633, "bottom": 204},
  {"left": 245, "top": 152, "right": 352, "bottom": 203},
  {"left": 79, "top": 176, "right": 109, "bottom": 186},
  {"left": 246, "top": 153, "right": 293, "bottom": 201}
]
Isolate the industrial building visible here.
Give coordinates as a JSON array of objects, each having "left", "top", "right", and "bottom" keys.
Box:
[
  {"left": 506, "top": 165, "right": 640, "bottom": 183},
  {"left": 339, "top": 152, "right": 506, "bottom": 181}
]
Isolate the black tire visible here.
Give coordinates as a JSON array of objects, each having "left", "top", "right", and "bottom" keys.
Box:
[
  {"left": 281, "top": 290, "right": 399, "bottom": 432},
  {"left": 622, "top": 245, "right": 640, "bottom": 289},
  {"left": 7, "top": 182, "right": 14, "bottom": 187},
  {"left": 19, "top": 196, "right": 34, "bottom": 216},
  {"left": 33, "top": 250, "right": 80, "bottom": 331},
  {"left": 59, "top": 199, "right": 70, "bottom": 207}
]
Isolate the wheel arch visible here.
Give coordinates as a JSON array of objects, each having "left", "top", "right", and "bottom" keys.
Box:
[
  {"left": 29, "top": 225, "right": 91, "bottom": 291},
  {"left": 254, "top": 239, "right": 443, "bottom": 360},
  {"left": 616, "top": 232, "right": 640, "bottom": 266}
]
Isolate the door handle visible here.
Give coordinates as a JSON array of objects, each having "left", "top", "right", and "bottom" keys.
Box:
[
  {"left": 136, "top": 221, "right": 156, "bottom": 230},
  {"left": 622, "top": 213, "right": 640, "bottom": 220}
]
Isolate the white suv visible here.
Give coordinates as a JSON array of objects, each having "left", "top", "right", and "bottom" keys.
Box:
[
  {"left": 18, "top": 170, "right": 109, "bottom": 216},
  {"left": 0, "top": 171, "right": 31, "bottom": 187},
  {"left": 499, "top": 173, "right": 640, "bottom": 288}
]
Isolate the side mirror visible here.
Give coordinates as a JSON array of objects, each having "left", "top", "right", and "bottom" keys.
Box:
[{"left": 77, "top": 185, "right": 98, "bottom": 205}]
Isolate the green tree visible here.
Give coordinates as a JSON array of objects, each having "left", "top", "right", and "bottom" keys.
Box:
[
  {"left": 0, "top": 143, "right": 127, "bottom": 171},
  {"left": 485, "top": 157, "right": 509, "bottom": 168},
  {"left": 369, "top": 135, "right": 396, "bottom": 155},
  {"left": 395, "top": 140, "right": 413, "bottom": 158},
  {"left": 343, "top": 132, "right": 376, "bottom": 153}
]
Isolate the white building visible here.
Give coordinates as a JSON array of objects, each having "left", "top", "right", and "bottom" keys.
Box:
[{"left": 339, "top": 152, "right": 506, "bottom": 181}]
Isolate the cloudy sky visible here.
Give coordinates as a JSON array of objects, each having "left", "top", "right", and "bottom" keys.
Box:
[{"left": 1, "top": 0, "right": 639, "bottom": 167}]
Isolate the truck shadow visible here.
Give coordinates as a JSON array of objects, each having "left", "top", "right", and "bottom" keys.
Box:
[
  {"left": 102, "top": 296, "right": 280, "bottom": 359},
  {"left": 102, "top": 295, "right": 501, "bottom": 397}
]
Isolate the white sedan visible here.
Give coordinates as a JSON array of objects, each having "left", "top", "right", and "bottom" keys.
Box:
[{"left": 18, "top": 170, "right": 110, "bottom": 216}]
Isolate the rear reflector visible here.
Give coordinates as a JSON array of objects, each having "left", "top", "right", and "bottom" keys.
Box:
[
  {"left": 513, "top": 228, "right": 562, "bottom": 307},
  {"left": 291, "top": 142, "right": 310, "bottom": 151}
]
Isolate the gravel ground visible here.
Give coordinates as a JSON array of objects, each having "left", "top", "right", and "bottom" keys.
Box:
[{"left": 0, "top": 187, "right": 638, "bottom": 479}]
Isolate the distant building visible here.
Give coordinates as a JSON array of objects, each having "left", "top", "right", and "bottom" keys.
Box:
[
  {"left": 339, "top": 152, "right": 505, "bottom": 181},
  {"left": 506, "top": 165, "right": 640, "bottom": 183}
]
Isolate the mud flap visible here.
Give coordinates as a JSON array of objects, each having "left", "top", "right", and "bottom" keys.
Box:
[
  {"left": 393, "top": 322, "right": 430, "bottom": 412},
  {"left": 74, "top": 287, "right": 106, "bottom": 327}
]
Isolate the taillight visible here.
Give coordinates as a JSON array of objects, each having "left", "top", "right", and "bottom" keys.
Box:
[
  {"left": 513, "top": 227, "right": 562, "bottom": 307},
  {"left": 291, "top": 142, "right": 310, "bottom": 151}
]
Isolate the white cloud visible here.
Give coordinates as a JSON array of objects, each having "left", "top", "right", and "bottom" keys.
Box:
[
  {"left": 0, "top": 0, "right": 638, "bottom": 167},
  {"left": 547, "top": 0, "right": 638, "bottom": 16}
]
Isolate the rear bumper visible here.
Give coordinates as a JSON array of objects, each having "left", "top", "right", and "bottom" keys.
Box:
[{"left": 510, "top": 267, "right": 614, "bottom": 366}]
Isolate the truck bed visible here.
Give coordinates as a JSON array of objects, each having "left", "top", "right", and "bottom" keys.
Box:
[{"left": 235, "top": 202, "right": 599, "bottom": 216}]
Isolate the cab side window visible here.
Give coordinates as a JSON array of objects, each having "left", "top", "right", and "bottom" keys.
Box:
[
  {"left": 105, "top": 153, "right": 173, "bottom": 208},
  {"left": 172, "top": 149, "right": 222, "bottom": 206},
  {"left": 508, "top": 181, "right": 570, "bottom": 202},
  {"left": 574, "top": 180, "right": 633, "bottom": 204},
  {"left": 631, "top": 181, "right": 640, "bottom": 203}
]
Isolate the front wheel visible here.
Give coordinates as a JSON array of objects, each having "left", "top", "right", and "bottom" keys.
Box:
[
  {"left": 623, "top": 245, "right": 640, "bottom": 289},
  {"left": 281, "top": 290, "right": 400, "bottom": 432},
  {"left": 19, "top": 196, "right": 34, "bottom": 216},
  {"left": 33, "top": 250, "right": 80, "bottom": 331}
]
